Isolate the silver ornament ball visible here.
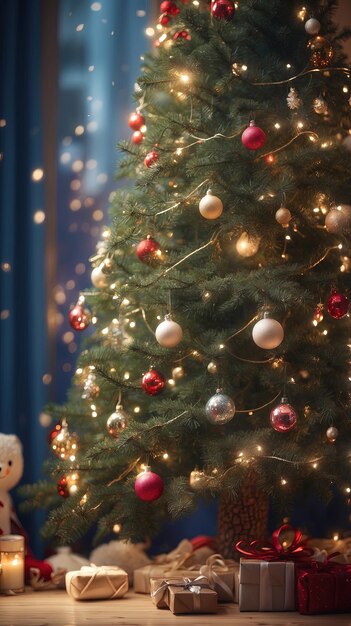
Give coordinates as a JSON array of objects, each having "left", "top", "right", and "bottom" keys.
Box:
[
  {"left": 155, "top": 317, "right": 183, "bottom": 348},
  {"left": 313, "top": 97, "right": 328, "bottom": 115},
  {"left": 326, "top": 426, "right": 339, "bottom": 442},
  {"left": 305, "top": 18, "right": 320, "bottom": 35},
  {"left": 205, "top": 390, "right": 235, "bottom": 425},
  {"left": 325, "top": 208, "right": 349, "bottom": 234},
  {"left": 252, "top": 316, "right": 284, "bottom": 350},
  {"left": 107, "top": 405, "right": 128, "bottom": 438},
  {"left": 199, "top": 190, "right": 223, "bottom": 220},
  {"left": 207, "top": 361, "right": 218, "bottom": 374}
]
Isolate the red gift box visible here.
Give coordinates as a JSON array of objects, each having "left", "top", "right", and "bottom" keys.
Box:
[{"left": 297, "top": 562, "right": 351, "bottom": 614}]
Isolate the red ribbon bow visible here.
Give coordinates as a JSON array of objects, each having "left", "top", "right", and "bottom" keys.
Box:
[{"left": 235, "top": 524, "right": 315, "bottom": 562}]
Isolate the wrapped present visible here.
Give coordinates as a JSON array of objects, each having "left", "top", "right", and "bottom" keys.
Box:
[
  {"left": 65, "top": 564, "right": 128, "bottom": 600},
  {"left": 134, "top": 552, "right": 197, "bottom": 594},
  {"left": 296, "top": 559, "right": 351, "bottom": 614},
  {"left": 151, "top": 576, "right": 217, "bottom": 614},
  {"left": 235, "top": 524, "right": 314, "bottom": 612},
  {"left": 199, "top": 554, "right": 239, "bottom": 602},
  {"left": 239, "top": 558, "right": 295, "bottom": 611}
]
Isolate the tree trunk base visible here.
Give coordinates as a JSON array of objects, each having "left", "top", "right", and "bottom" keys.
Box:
[{"left": 217, "top": 473, "right": 269, "bottom": 559}]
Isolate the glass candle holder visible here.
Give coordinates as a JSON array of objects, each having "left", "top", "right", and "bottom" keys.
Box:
[{"left": 0, "top": 535, "right": 25, "bottom": 594}]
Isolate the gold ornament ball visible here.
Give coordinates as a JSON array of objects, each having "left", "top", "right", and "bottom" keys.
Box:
[
  {"left": 51, "top": 427, "right": 79, "bottom": 460},
  {"left": 313, "top": 97, "right": 328, "bottom": 115},
  {"left": 275, "top": 207, "right": 292, "bottom": 227},
  {"left": 101, "top": 258, "right": 113, "bottom": 273},
  {"left": 172, "top": 366, "right": 184, "bottom": 379},
  {"left": 326, "top": 426, "right": 339, "bottom": 442},
  {"left": 325, "top": 208, "right": 349, "bottom": 234},
  {"left": 106, "top": 405, "right": 128, "bottom": 438},
  {"left": 189, "top": 469, "right": 207, "bottom": 490},
  {"left": 199, "top": 189, "right": 223, "bottom": 220},
  {"left": 207, "top": 361, "right": 218, "bottom": 374},
  {"left": 308, "top": 36, "right": 334, "bottom": 68}
]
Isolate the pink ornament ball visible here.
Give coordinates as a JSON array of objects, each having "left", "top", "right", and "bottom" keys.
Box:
[
  {"left": 242, "top": 121, "right": 266, "bottom": 151},
  {"left": 270, "top": 399, "right": 298, "bottom": 432},
  {"left": 135, "top": 468, "right": 164, "bottom": 502},
  {"left": 326, "top": 290, "right": 349, "bottom": 319}
]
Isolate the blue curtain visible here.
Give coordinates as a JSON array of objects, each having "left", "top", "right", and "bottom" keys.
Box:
[{"left": 0, "top": 0, "right": 47, "bottom": 554}]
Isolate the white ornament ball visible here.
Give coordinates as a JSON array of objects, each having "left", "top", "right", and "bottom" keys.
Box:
[
  {"left": 199, "top": 190, "right": 223, "bottom": 220},
  {"left": 305, "top": 18, "right": 320, "bottom": 35},
  {"left": 275, "top": 207, "right": 292, "bottom": 226},
  {"left": 155, "top": 318, "right": 183, "bottom": 348},
  {"left": 252, "top": 317, "right": 284, "bottom": 350},
  {"left": 91, "top": 265, "right": 108, "bottom": 288}
]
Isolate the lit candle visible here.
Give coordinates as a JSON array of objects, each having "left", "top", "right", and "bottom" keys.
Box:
[{"left": 0, "top": 535, "right": 25, "bottom": 593}]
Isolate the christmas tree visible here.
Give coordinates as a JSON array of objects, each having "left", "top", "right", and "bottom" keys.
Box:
[{"left": 23, "top": 0, "right": 351, "bottom": 554}]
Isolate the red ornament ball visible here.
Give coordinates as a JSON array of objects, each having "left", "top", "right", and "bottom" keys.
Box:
[
  {"left": 160, "top": 1, "right": 179, "bottom": 15},
  {"left": 69, "top": 304, "right": 90, "bottom": 331},
  {"left": 326, "top": 289, "right": 349, "bottom": 319},
  {"left": 136, "top": 236, "right": 161, "bottom": 264},
  {"left": 270, "top": 399, "right": 298, "bottom": 433},
  {"left": 141, "top": 368, "right": 166, "bottom": 395},
  {"left": 144, "top": 149, "right": 159, "bottom": 168},
  {"left": 135, "top": 467, "right": 164, "bottom": 502},
  {"left": 128, "top": 112, "right": 145, "bottom": 131},
  {"left": 211, "top": 0, "right": 236, "bottom": 20},
  {"left": 242, "top": 121, "right": 266, "bottom": 150},
  {"left": 160, "top": 13, "right": 171, "bottom": 25},
  {"left": 57, "top": 476, "right": 69, "bottom": 498},
  {"left": 132, "top": 130, "right": 144, "bottom": 145}
]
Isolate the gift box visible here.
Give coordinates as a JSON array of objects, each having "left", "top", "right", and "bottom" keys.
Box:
[
  {"left": 296, "top": 563, "right": 351, "bottom": 614},
  {"left": 151, "top": 576, "right": 217, "bottom": 614},
  {"left": 134, "top": 551, "right": 199, "bottom": 594},
  {"left": 199, "top": 554, "right": 239, "bottom": 602},
  {"left": 239, "top": 558, "right": 295, "bottom": 611},
  {"left": 65, "top": 565, "right": 128, "bottom": 600}
]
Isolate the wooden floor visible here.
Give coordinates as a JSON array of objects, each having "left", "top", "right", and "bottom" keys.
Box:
[{"left": 1, "top": 590, "right": 351, "bottom": 626}]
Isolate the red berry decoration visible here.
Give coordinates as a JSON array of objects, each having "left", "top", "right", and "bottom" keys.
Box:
[
  {"left": 160, "top": 1, "right": 179, "bottom": 15},
  {"left": 136, "top": 236, "right": 161, "bottom": 264},
  {"left": 69, "top": 304, "right": 90, "bottom": 331},
  {"left": 211, "top": 0, "right": 236, "bottom": 20},
  {"left": 128, "top": 111, "right": 145, "bottom": 131},
  {"left": 326, "top": 289, "right": 349, "bottom": 319},
  {"left": 57, "top": 476, "right": 69, "bottom": 498},
  {"left": 242, "top": 120, "right": 266, "bottom": 150},
  {"left": 160, "top": 13, "right": 171, "bottom": 25},
  {"left": 270, "top": 398, "right": 298, "bottom": 433},
  {"left": 174, "top": 30, "right": 191, "bottom": 40},
  {"left": 132, "top": 130, "right": 144, "bottom": 145},
  {"left": 142, "top": 368, "right": 166, "bottom": 395},
  {"left": 144, "top": 149, "right": 159, "bottom": 167},
  {"left": 135, "top": 467, "right": 164, "bottom": 502}
]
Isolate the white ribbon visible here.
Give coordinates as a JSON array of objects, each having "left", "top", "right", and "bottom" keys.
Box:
[{"left": 258, "top": 562, "right": 295, "bottom": 610}]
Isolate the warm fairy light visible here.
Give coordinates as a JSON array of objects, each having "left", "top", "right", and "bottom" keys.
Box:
[
  {"left": 75, "top": 125, "right": 85, "bottom": 136},
  {"left": 101, "top": 327, "right": 109, "bottom": 335},
  {"left": 333, "top": 534, "right": 340, "bottom": 541},
  {"left": 33, "top": 210, "right": 45, "bottom": 224},
  {"left": 346, "top": 487, "right": 351, "bottom": 494},
  {"left": 162, "top": 453, "right": 169, "bottom": 460},
  {"left": 297, "top": 121, "right": 304, "bottom": 129},
  {"left": 257, "top": 445, "right": 262, "bottom": 452},
  {"left": 102, "top": 228, "right": 111, "bottom": 239},
  {"left": 219, "top": 343, "right": 225, "bottom": 350},
  {"left": 134, "top": 406, "right": 140, "bottom": 413},
  {"left": 274, "top": 123, "right": 281, "bottom": 129},
  {"left": 241, "top": 65, "right": 247, "bottom": 71},
  {"left": 281, "top": 479, "right": 287, "bottom": 486},
  {"left": 92, "top": 316, "right": 97, "bottom": 324},
  {"left": 145, "top": 27, "right": 155, "bottom": 37},
  {"left": 249, "top": 411, "right": 253, "bottom": 416},
  {"left": 76, "top": 23, "right": 84, "bottom": 32},
  {"left": 80, "top": 494, "right": 88, "bottom": 505},
  {"left": 179, "top": 73, "right": 190, "bottom": 84},
  {"left": 1, "top": 262, "right": 11, "bottom": 272},
  {"left": 90, "top": 404, "right": 96, "bottom": 411},
  {"left": 113, "top": 523, "right": 121, "bottom": 533},
  {"left": 286, "top": 63, "right": 292, "bottom": 69},
  {"left": 124, "top": 372, "right": 130, "bottom": 380},
  {"left": 312, "top": 462, "right": 318, "bottom": 469},
  {"left": 168, "top": 379, "right": 176, "bottom": 387},
  {"left": 76, "top": 368, "right": 83, "bottom": 375},
  {"left": 297, "top": 6, "right": 307, "bottom": 20},
  {"left": 193, "top": 1, "right": 200, "bottom": 5},
  {"left": 159, "top": 33, "right": 167, "bottom": 43},
  {"left": 176, "top": 148, "right": 182, "bottom": 156},
  {"left": 32, "top": 168, "right": 44, "bottom": 181},
  {"left": 309, "top": 135, "right": 317, "bottom": 143},
  {"left": 203, "top": 291, "right": 211, "bottom": 300},
  {"left": 323, "top": 330, "right": 328, "bottom": 336},
  {"left": 129, "top": 321, "right": 136, "bottom": 328},
  {"left": 338, "top": 243, "right": 343, "bottom": 250},
  {"left": 343, "top": 87, "right": 349, "bottom": 93},
  {"left": 121, "top": 298, "right": 130, "bottom": 306}
]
